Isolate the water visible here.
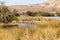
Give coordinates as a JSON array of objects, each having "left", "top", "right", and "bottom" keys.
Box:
[
  {"left": 45, "top": 17, "right": 60, "bottom": 20},
  {"left": 17, "top": 23, "right": 36, "bottom": 27},
  {"left": 17, "top": 17, "right": 60, "bottom": 27}
]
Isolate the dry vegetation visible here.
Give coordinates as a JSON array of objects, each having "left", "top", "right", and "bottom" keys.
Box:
[
  {"left": 0, "top": 1, "right": 60, "bottom": 40},
  {"left": 0, "top": 16, "right": 60, "bottom": 40}
]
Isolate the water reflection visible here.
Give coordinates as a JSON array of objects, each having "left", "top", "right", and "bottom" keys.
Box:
[
  {"left": 17, "top": 23, "right": 36, "bottom": 27},
  {"left": 45, "top": 17, "right": 60, "bottom": 20}
]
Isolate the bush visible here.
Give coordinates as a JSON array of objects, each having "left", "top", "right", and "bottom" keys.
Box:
[
  {"left": 13, "top": 9, "right": 20, "bottom": 17},
  {"left": 26, "top": 11, "right": 37, "bottom": 16},
  {"left": 56, "top": 12, "right": 60, "bottom": 16},
  {"left": 0, "top": 2, "right": 19, "bottom": 23},
  {"left": 39, "top": 12, "right": 55, "bottom": 16}
]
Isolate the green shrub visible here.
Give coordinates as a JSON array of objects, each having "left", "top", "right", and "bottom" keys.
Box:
[
  {"left": 0, "top": 2, "right": 19, "bottom": 23},
  {"left": 13, "top": 9, "right": 20, "bottom": 17},
  {"left": 40, "top": 12, "right": 55, "bottom": 16},
  {"left": 56, "top": 12, "right": 60, "bottom": 16},
  {"left": 26, "top": 11, "right": 37, "bottom": 16}
]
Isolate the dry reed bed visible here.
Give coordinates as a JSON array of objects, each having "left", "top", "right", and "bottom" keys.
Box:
[{"left": 0, "top": 17, "right": 60, "bottom": 40}]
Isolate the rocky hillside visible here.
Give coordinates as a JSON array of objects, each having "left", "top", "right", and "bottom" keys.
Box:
[{"left": 9, "top": 0, "right": 60, "bottom": 13}]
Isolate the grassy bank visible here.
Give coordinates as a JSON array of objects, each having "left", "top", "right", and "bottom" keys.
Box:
[{"left": 0, "top": 17, "right": 60, "bottom": 40}]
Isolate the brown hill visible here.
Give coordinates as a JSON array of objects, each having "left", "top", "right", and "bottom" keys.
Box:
[{"left": 9, "top": 0, "right": 60, "bottom": 13}]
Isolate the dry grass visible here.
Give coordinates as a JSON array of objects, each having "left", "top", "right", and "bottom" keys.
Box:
[{"left": 0, "top": 16, "right": 60, "bottom": 40}]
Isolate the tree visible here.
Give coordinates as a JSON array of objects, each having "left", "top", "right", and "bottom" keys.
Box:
[
  {"left": 0, "top": 2, "right": 18, "bottom": 23},
  {"left": 12, "top": 9, "right": 20, "bottom": 17}
]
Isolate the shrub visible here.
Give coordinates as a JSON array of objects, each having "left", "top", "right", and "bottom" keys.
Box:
[
  {"left": 13, "top": 9, "right": 20, "bottom": 17},
  {"left": 41, "top": 12, "right": 55, "bottom": 16},
  {"left": 0, "top": 2, "right": 19, "bottom": 23},
  {"left": 56, "top": 12, "right": 60, "bottom": 16},
  {"left": 26, "top": 11, "right": 37, "bottom": 16}
]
